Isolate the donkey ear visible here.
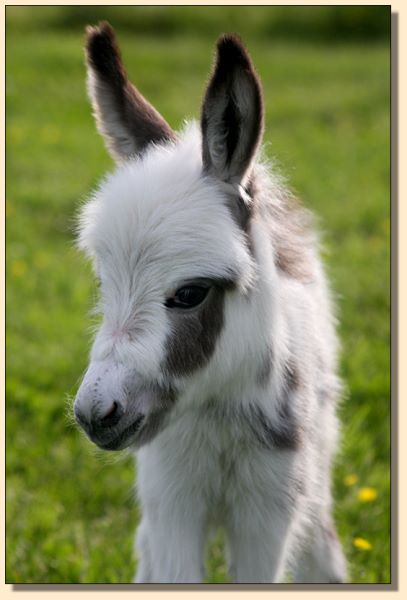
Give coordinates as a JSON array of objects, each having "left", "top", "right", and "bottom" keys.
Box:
[
  {"left": 201, "top": 34, "right": 264, "bottom": 184},
  {"left": 85, "top": 22, "right": 175, "bottom": 162}
]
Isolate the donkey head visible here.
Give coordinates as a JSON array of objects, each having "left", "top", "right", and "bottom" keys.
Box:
[{"left": 74, "top": 23, "right": 264, "bottom": 450}]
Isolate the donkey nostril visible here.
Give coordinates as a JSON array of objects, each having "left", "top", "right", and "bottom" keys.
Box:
[{"left": 99, "top": 401, "right": 123, "bottom": 427}]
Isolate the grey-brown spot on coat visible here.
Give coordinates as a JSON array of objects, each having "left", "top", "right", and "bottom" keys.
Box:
[
  {"left": 248, "top": 357, "right": 303, "bottom": 450},
  {"left": 257, "top": 346, "right": 273, "bottom": 386},
  {"left": 267, "top": 188, "right": 316, "bottom": 283},
  {"left": 239, "top": 170, "right": 317, "bottom": 283},
  {"left": 284, "top": 357, "right": 300, "bottom": 391},
  {"left": 247, "top": 403, "right": 302, "bottom": 451},
  {"left": 227, "top": 168, "right": 317, "bottom": 283}
]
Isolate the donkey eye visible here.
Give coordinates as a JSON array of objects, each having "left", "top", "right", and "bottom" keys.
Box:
[{"left": 165, "top": 285, "right": 210, "bottom": 309}]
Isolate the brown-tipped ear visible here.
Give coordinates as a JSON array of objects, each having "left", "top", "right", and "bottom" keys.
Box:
[
  {"left": 85, "top": 22, "right": 175, "bottom": 162},
  {"left": 201, "top": 34, "right": 264, "bottom": 184}
]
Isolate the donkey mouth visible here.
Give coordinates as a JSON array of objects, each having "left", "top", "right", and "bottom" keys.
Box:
[{"left": 94, "top": 414, "right": 146, "bottom": 451}]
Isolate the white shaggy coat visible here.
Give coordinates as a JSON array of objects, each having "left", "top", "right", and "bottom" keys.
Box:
[{"left": 74, "top": 23, "right": 347, "bottom": 584}]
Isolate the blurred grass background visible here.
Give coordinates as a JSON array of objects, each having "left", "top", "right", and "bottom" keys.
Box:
[{"left": 6, "top": 5, "right": 390, "bottom": 584}]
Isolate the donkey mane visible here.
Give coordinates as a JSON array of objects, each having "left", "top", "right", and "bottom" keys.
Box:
[{"left": 250, "top": 162, "right": 318, "bottom": 283}]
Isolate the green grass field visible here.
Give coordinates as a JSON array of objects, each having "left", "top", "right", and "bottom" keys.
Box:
[{"left": 6, "top": 6, "right": 390, "bottom": 584}]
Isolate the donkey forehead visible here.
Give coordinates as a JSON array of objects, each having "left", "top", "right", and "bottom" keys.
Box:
[{"left": 79, "top": 134, "right": 251, "bottom": 284}]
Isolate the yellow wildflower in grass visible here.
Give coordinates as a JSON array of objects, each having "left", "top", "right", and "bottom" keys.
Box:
[
  {"left": 357, "top": 487, "right": 378, "bottom": 502},
  {"left": 12, "top": 259, "right": 27, "bottom": 278},
  {"left": 353, "top": 537, "right": 372, "bottom": 551},
  {"left": 344, "top": 474, "right": 358, "bottom": 487}
]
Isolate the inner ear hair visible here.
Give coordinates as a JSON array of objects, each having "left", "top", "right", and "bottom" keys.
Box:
[
  {"left": 201, "top": 34, "right": 264, "bottom": 184},
  {"left": 85, "top": 21, "right": 176, "bottom": 162}
]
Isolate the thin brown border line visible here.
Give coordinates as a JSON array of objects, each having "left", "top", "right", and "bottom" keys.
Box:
[
  {"left": 10, "top": 583, "right": 396, "bottom": 591},
  {"left": 6, "top": 4, "right": 395, "bottom": 591}
]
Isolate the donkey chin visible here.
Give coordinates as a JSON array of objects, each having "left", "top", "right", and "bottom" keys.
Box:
[{"left": 74, "top": 361, "right": 175, "bottom": 451}]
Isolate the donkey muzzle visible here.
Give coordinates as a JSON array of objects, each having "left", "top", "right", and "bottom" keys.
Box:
[
  {"left": 74, "top": 360, "right": 175, "bottom": 450},
  {"left": 74, "top": 361, "right": 145, "bottom": 450}
]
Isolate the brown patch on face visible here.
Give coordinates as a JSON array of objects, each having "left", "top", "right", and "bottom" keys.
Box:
[{"left": 164, "top": 279, "right": 235, "bottom": 377}]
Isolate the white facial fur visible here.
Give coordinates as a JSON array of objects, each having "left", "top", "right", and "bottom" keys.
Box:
[
  {"left": 74, "top": 123, "right": 260, "bottom": 449},
  {"left": 79, "top": 121, "right": 254, "bottom": 365}
]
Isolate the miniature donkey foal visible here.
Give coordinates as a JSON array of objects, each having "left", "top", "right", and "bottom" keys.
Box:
[{"left": 74, "top": 22, "right": 347, "bottom": 583}]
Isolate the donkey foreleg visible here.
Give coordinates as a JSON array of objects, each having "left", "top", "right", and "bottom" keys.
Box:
[
  {"left": 292, "top": 513, "right": 347, "bottom": 583},
  {"left": 134, "top": 518, "right": 153, "bottom": 583},
  {"left": 134, "top": 510, "right": 205, "bottom": 583},
  {"left": 227, "top": 502, "right": 296, "bottom": 583}
]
